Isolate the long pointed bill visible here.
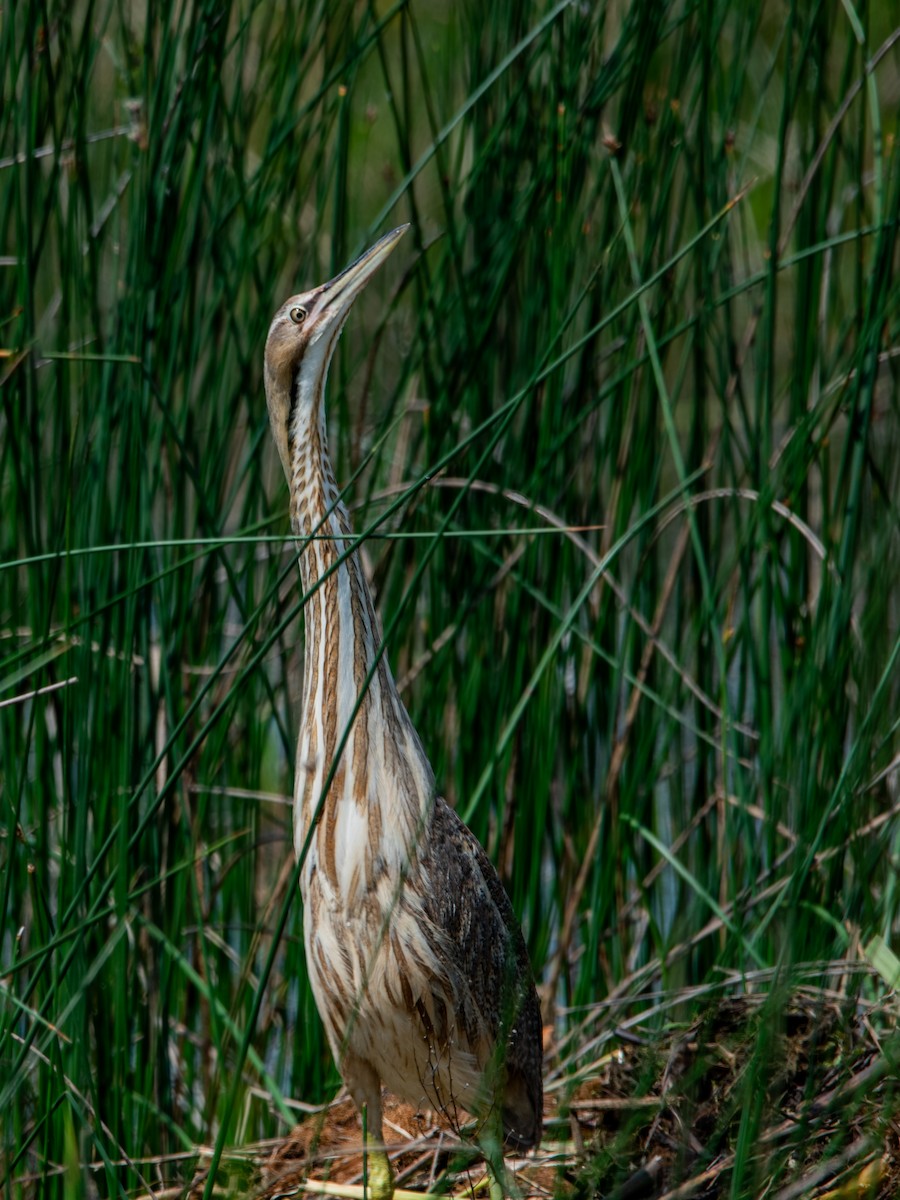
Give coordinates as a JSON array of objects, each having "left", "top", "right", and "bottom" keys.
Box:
[{"left": 320, "top": 225, "right": 409, "bottom": 318}]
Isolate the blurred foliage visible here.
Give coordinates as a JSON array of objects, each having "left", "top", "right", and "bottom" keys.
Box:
[{"left": 1, "top": 0, "right": 899, "bottom": 1194}]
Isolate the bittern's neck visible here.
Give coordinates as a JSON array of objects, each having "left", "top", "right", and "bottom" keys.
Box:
[
  {"left": 287, "top": 391, "right": 346, "bottom": 551},
  {"left": 287, "top": 386, "right": 435, "bottom": 899}
]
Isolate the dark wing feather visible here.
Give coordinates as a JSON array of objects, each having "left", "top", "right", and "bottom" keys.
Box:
[{"left": 420, "top": 797, "right": 543, "bottom": 1148}]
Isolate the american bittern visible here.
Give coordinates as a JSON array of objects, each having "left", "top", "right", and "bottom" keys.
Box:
[{"left": 264, "top": 226, "right": 542, "bottom": 1200}]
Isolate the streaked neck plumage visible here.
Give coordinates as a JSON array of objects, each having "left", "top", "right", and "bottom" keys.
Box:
[{"left": 283, "top": 313, "right": 435, "bottom": 908}]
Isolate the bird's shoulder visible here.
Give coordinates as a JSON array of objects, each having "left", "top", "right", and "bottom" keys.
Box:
[{"left": 420, "top": 797, "right": 527, "bottom": 958}]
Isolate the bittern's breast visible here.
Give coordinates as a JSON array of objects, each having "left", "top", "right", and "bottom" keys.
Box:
[
  {"left": 302, "top": 836, "right": 490, "bottom": 1127},
  {"left": 299, "top": 793, "right": 541, "bottom": 1147}
]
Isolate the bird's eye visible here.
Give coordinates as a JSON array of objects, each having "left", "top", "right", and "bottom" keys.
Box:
[{"left": 290, "top": 305, "right": 308, "bottom": 325}]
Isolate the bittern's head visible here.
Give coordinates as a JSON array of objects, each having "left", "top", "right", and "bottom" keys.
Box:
[{"left": 264, "top": 224, "right": 408, "bottom": 483}]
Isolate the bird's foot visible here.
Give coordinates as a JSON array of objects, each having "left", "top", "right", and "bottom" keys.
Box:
[
  {"left": 363, "top": 1136, "right": 394, "bottom": 1200},
  {"left": 477, "top": 1116, "right": 521, "bottom": 1200},
  {"left": 485, "top": 1159, "right": 522, "bottom": 1200},
  {"left": 487, "top": 1162, "right": 506, "bottom": 1200}
]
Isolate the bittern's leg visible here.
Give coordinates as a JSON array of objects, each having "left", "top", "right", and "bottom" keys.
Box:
[
  {"left": 363, "top": 1127, "right": 393, "bottom": 1200},
  {"left": 344, "top": 1055, "right": 394, "bottom": 1200},
  {"left": 478, "top": 1110, "right": 520, "bottom": 1200}
]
